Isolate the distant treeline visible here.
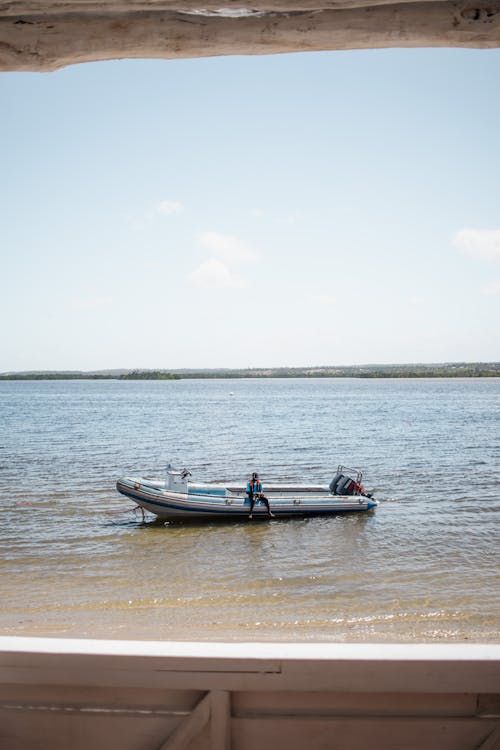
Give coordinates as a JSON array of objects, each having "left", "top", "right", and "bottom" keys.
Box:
[
  {"left": 120, "top": 370, "right": 180, "bottom": 380},
  {"left": 0, "top": 370, "right": 180, "bottom": 381},
  {"left": 173, "top": 363, "right": 500, "bottom": 379},
  {"left": 1, "top": 363, "right": 499, "bottom": 380}
]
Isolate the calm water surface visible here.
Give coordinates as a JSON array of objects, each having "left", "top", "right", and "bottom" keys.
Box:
[{"left": 0, "top": 378, "right": 499, "bottom": 642}]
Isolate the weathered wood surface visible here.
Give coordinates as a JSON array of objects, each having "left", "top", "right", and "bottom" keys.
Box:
[
  {"left": 1, "top": 0, "right": 500, "bottom": 71},
  {"left": 1, "top": 640, "right": 500, "bottom": 692},
  {"left": 0, "top": 639, "right": 499, "bottom": 750},
  {"left": 0, "top": 1, "right": 447, "bottom": 11}
]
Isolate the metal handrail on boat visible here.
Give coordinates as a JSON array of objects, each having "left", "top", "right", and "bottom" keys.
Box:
[{"left": 337, "top": 465, "right": 363, "bottom": 484}]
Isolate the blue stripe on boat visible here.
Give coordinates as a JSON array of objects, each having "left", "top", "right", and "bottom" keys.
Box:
[{"left": 188, "top": 487, "right": 226, "bottom": 496}]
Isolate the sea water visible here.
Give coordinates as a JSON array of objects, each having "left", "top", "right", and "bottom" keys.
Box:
[{"left": 0, "top": 377, "right": 498, "bottom": 642}]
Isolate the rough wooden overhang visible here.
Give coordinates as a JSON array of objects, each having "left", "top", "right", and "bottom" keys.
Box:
[{"left": 1, "top": 1, "right": 500, "bottom": 72}]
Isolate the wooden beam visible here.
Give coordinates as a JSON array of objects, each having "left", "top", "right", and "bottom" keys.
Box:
[
  {"left": 1, "top": 2, "right": 500, "bottom": 72},
  {"left": 1, "top": 640, "right": 499, "bottom": 694},
  {"left": 154, "top": 690, "right": 231, "bottom": 750},
  {"left": 210, "top": 690, "right": 231, "bottom": 750},
  {"left": 0, "top": 1, "right": 443, "bottom": 13},
  {"left": 476, "top": 727, "right": 500, "bottom": 750},
  {"left": 156, "top": 691, "right": 210, "bottom": 750}
]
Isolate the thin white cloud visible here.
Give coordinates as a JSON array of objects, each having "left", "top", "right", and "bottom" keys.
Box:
[
  {"left": 481, "top": 280, "right": 500, "bottom": 296},
  {"left": 70, "top": 296, "right": 113, "bottom": 310},
  {"left": 188, "top": 258, "right": 246, "bottom": 289},
  {"left": 453, "top": 229, "right": 500, "bottom": 261},
  {"left": 284, "top": 213, "right": 303, "bottom": 225},
  {"left": 197, "top": 231, "right": 256, "bottom": 263},
  {"left": 157, "top": 200, "right": 183, "bottom": 215}
]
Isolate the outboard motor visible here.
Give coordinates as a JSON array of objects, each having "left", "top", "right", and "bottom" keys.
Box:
[
  {"left": 337, "top": 476, "right": 357, "bottom": 495},
  {"left": 329, "top": 472, "right": 344, "bottom": 494},
  {"left": 330, "top": 474, "right": 356, "bottom": 495},
  {"left": 329, "top": 466, "right": 365, "bottom": 496}
]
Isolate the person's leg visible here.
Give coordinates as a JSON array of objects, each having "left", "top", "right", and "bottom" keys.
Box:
[
  {"left": 261, "top": 495, "right": 274, "bottom": 517},
  {"left": 248, "top": 495, "right": 255, "bottom": 518}
]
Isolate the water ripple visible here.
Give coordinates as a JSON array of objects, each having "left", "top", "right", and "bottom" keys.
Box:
[{"left": 0, "top": 377, "right": 499, "bottom": 642}]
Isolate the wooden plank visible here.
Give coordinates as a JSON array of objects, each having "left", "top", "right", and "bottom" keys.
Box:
[
  {"left": 1, "top": 702, "right": 498, "bottom": 750},
  {"left": 0, "top": 684, "right": 203, "bottom": 711},
  {"left": 232, "top": 690, "right": 478, "bottom": 717},
  {"left": 1, "top": 2, "right": 500, "bottom": 73},
  {"left": 0, "top": 708, "right": 181, "bottom": 750},
  {"left": 232, "top": 716, "right": 500, "bottom": 750},
  {"left": 279, "top": 657, "right": 500, "bottom": 694},
  {"left": 210, "top": 691, "right": 231, "bottom": 750},
  {"left": 479, "top": 696, "right": 500, "bottom": 718},
  {"left": 476, "top": 727, "right": 500, "bottom": 750},
  {"left": 0, "top": 1, "right": 452, "bottom": 15},
  {"left": 1, "top": 640, "right": 499, "bottom": 693},
  {"left": 1, "top": 658, "right": 498, "bottom": 694},
  {"left": 156, "top": 692, "right": 211, "bottom": 750}
]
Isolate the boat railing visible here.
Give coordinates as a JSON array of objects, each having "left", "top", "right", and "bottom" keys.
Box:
[{"left": 337, "top": 464, "right": 363, "bottom": 484}]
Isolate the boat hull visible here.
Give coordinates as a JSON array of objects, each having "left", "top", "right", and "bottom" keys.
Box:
[{"left": 116, "top": 477, "right": 378, "bottom": 520}]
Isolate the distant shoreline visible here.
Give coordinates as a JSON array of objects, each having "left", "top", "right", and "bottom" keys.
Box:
[{"left": 1, "top": 363, "right": 499, "bottom": 380}]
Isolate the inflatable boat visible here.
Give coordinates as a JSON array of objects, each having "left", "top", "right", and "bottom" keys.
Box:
[{"left": 116, "top": 465, "right": 379, "bottom": 521}]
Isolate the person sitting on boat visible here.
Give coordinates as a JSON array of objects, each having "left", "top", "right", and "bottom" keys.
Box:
[{"left": 247, "top": 472, "right": 274, "bottom": 519}]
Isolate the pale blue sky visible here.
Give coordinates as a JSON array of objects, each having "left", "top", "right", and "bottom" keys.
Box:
[{"left": 1, "top": 48, "right": 499, "bottom": 371}]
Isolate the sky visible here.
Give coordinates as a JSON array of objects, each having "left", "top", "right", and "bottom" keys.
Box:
[{"left": 1, "top": 47, "right": 499, "bottom": 371}]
